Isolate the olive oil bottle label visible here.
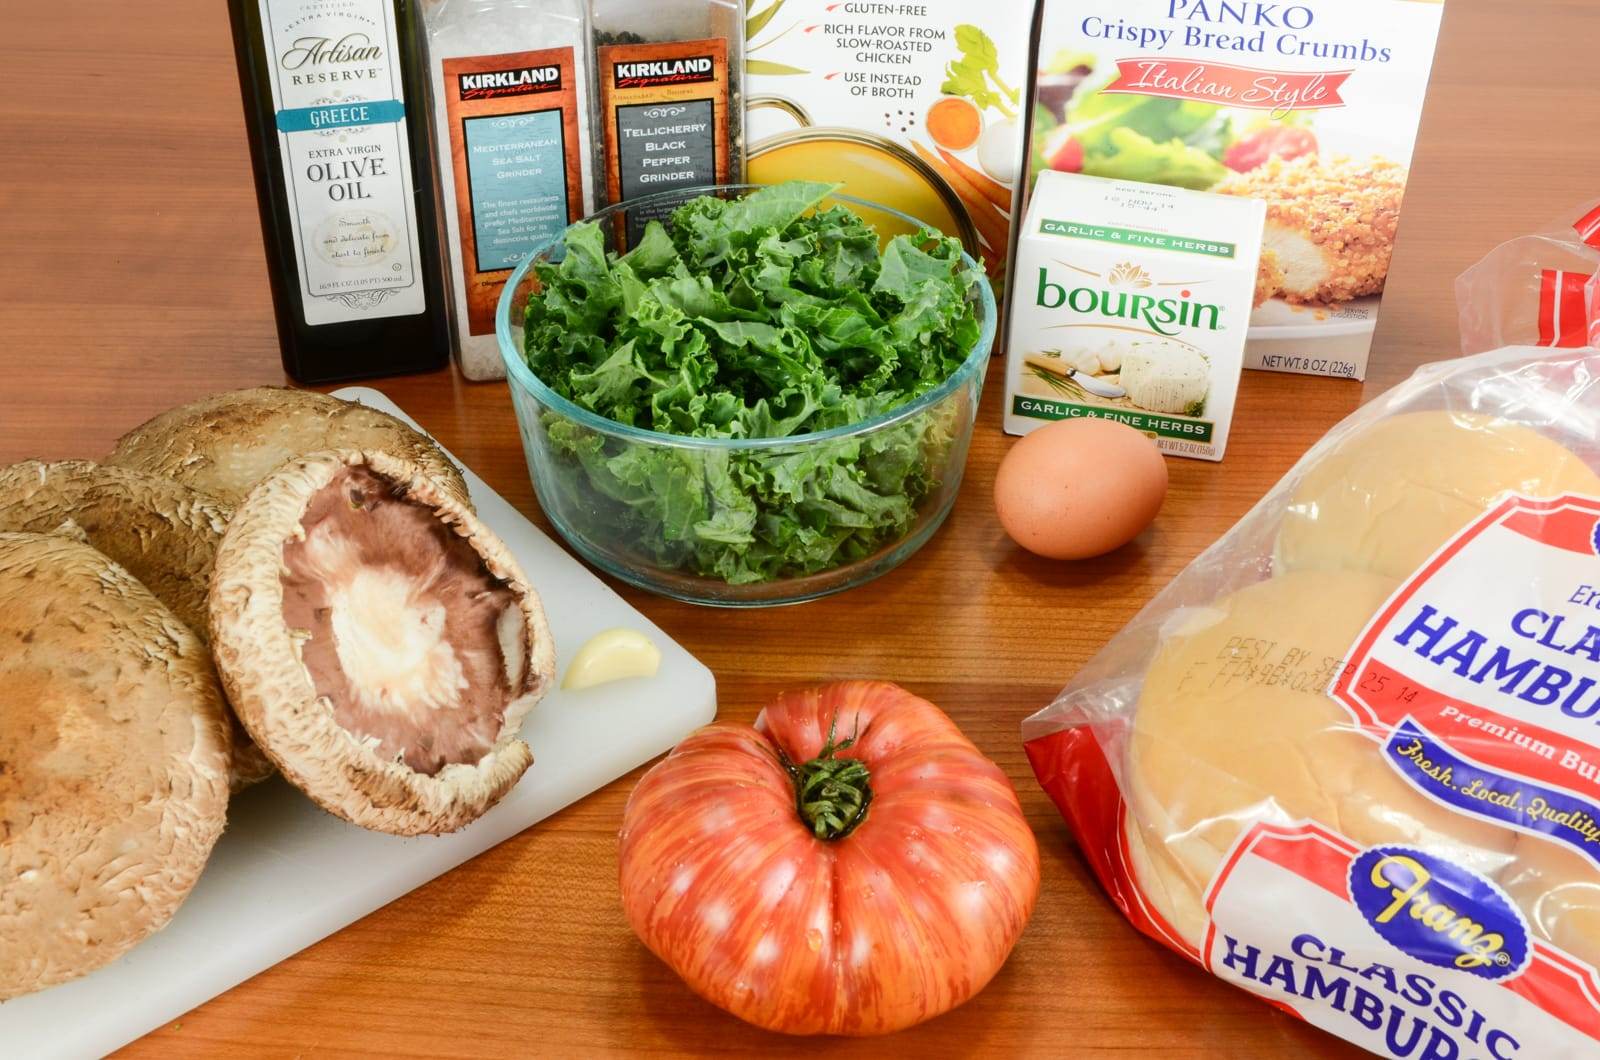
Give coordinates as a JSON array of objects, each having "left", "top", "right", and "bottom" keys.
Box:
[
  {"left": 259, "top": 0, "right": 424, "bottom": 325},
  {"left": 596, "top": 38, "right": 730, "bottom": 243},
  {"left": 441, "top": 48, "right": 585, "bottom": 335}
]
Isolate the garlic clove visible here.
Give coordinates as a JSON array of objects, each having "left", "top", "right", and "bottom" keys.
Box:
[{"left": 563, "top": 628, "right": 662, "bottom": 690}]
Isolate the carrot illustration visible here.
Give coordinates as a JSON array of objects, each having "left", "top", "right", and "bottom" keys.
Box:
[
  {"left": 934, "top": 146, "right": 1012, "bottom": 212},
  {"left": 912, "top": 141, "right": 1011, "bottom": 256}
]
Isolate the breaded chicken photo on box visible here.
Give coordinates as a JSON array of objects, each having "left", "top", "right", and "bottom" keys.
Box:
[{"left": 1221, "top": 155, "right": 1408, "bottom": 307}]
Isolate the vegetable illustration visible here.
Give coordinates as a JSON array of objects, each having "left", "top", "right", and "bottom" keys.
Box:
[
  {"left": 1061, "top": 90, "right": 1231, "bottom": 190},
  {"left": 1029, "top": 77, "right": 1249, "bottom": 190},
  {"left": 1030, "top": 66, "right": 1325, "bottom": 193},
  {"left": 745, "top": 0, "right": 785, "bottom": 39},
  {"left": 1027, "top": 360, "right": 1092, "bottom": 401},
  {"left": 745, "top": 0, "right": 807, "bottom": 76},
  {"left": 942, "top": 25, "right": 1020, "bottom": 118},
  {"left": 934, "top": 145, "right": 1010, "bottom": 211},
  {"left": 1040, "top": 125, "right": 1084, "bottom": 174},
  {"left": 926, "top": 96, "right": 982, "bottom": 151},
  {"left": 1033, "top": 50, "right": 1096, "bottom": 123},
  {"left": 977, "top": 117, "right": 1020, "bottom": 183},
  {"left": 1224, "top": 124, "right": 1319, "bottom": 173},
  {"left": 618, "top": 681, "right": 1041, "bottom": 1035},
  {"left": 911, "top": 142, "right": 1009, "bottom": 261}
]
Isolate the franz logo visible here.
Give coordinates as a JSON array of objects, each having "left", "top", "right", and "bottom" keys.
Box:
[
  {"left": 1347, "top": 846, "right": 1530, "bottom": 981},
  {"left": 1035, "top": 262, "right": 1223, "bottom": 338},
  {"left": 613, "top": 56, "right": 716, "bottom": 89},
  {"left": 458, "top": 65, "right": 563, "bottom": 101}
]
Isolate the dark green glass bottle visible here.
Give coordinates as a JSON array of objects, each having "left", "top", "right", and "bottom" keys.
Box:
[{"left": 228, "top": 0, "right": 449, "bottom": 383}]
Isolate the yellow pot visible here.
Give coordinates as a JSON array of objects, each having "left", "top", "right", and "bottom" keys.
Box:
[{"left": 746, "top": 96, "right": 980, "bottom": 255}]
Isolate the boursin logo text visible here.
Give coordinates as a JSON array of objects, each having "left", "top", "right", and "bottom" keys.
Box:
[
  {"left": 613, "top": 56, "right": 715, "bottom": 90},
  {"left": 1036, "top": 262, "right": 1223, "bottom": 338},
  {"left": 1348, "top": 847, "right": 1531, "bottom": 982},
  {"left": 459, "top": 65, "right": 563, "bottom": 101}
]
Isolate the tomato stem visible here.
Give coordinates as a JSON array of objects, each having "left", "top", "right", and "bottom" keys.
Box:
[{"left": 782, "top": 712, "right": 872, "bottom": 841}]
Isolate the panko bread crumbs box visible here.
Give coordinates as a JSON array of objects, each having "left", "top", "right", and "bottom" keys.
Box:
[{"left": 1023, "top": 0, "right": 1448, "bottom": 380}]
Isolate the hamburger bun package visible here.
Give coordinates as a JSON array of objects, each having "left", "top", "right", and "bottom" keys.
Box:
[
  {"left": 1457, "top": 200, "right": 1600, "bottom": 354},
  {"left": 1024, "top": 224, "right": 1600, "bottom": 1054}
]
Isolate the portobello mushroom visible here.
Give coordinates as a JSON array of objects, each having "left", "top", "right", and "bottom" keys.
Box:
[
  {"left": 209, "top": 450, "right": 554, "bottom": 836},
  {"left": 0, "top": 533, "right": 231, "bottom": 1000},
  {"left": 0, "top": 460, "right": 275, "bottom": 789},
  {"left": 105, "top": 387, "right": 472, "bottom": 511}
]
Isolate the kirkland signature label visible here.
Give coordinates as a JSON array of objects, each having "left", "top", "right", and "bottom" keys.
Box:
[
  {"left": 614, "top": 100, "right": 715, "bottom": 242},
  {"left": 462, "top": 111, "right": 569, "bottom": 273}
]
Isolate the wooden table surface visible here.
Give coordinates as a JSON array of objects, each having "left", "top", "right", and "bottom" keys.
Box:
[{"left": 4, "top": 0, "right": 1598, "bottom": 1055}]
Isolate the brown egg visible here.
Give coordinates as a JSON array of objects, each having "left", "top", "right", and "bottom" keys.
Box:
[{"left": 994, "top": 418, "right": 1168, "bottom": 560}]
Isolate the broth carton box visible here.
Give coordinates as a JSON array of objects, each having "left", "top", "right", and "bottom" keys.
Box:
[
  {"left": 1004, "top": 170, "right": 1265, "bottom": 461},
  {"left": 744, "top": 1, "right": 1037, "bottom": 304},
  {"left": 1022, "top": 0, "right": 1449, "bottom": 379}
]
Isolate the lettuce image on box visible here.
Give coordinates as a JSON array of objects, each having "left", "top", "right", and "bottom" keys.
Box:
[
  {"left": 744, "top": 1, "right": 1035, "bottom": 302},
  {"left": 1005, "top": 170, "right": 1265, "bottom": 462},
  {"left": 1023, "top": 0, "right": 1447, "bottom": 380}
]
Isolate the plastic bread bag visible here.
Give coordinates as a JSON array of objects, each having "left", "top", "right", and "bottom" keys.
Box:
[
  {"left": 1023, "top": 344, "right": 1600, "bottom": 1058},
  {"left": 1457, "top": 201, "right": 1600, "bottom": 353}
]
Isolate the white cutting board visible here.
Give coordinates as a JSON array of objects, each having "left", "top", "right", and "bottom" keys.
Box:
[{"left": 0, "top": 387, "right": 717, "bottom": 1058}]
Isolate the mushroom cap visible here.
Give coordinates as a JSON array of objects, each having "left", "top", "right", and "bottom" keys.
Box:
[
  {"left": 0, "top": 460, "right": 274, "bottom": 790},
  {"left": 0, "top": 532, "right": 231, "bottom": 1001},
  {"left": 209, "top": 450, "right": 555, "bottom": 836},
  {"left": 0, "top": 460, "right": 229, "bottom": 632},
  {"left": 104, "top": 387, "right": 473, "bottom": 512}
]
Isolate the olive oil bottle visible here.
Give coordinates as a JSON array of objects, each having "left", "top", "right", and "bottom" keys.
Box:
[{"left": 228, "top": 0, "right": 449, "bottom": 383}]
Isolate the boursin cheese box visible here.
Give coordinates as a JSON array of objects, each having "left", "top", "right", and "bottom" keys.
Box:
[
  {"left": 1004, "top": 169, "right": 1265, "bottom": 461},
  {"left": 1025, "top": 0, "right": 1448, "bottom": 380}
]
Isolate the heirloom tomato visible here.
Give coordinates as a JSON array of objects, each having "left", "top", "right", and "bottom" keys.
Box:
[{"left": 618, "top": 681, "right": 1040, "bottom": 1036}]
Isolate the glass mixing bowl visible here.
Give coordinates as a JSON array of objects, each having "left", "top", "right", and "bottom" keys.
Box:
[{"left": 495, "top": 185, "right": 995, "bottom": 607}]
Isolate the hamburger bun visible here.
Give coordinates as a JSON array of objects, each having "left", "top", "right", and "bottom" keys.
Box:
[
  {"left": 1126, "top": 570, "right": 1517, "bottom": 908},
  {"left": 1276, "top": 411, "right": 1600, "bottom": 580},
  {"left": 1502, "top": 834, "right": 1600, "bottom": 969}
]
